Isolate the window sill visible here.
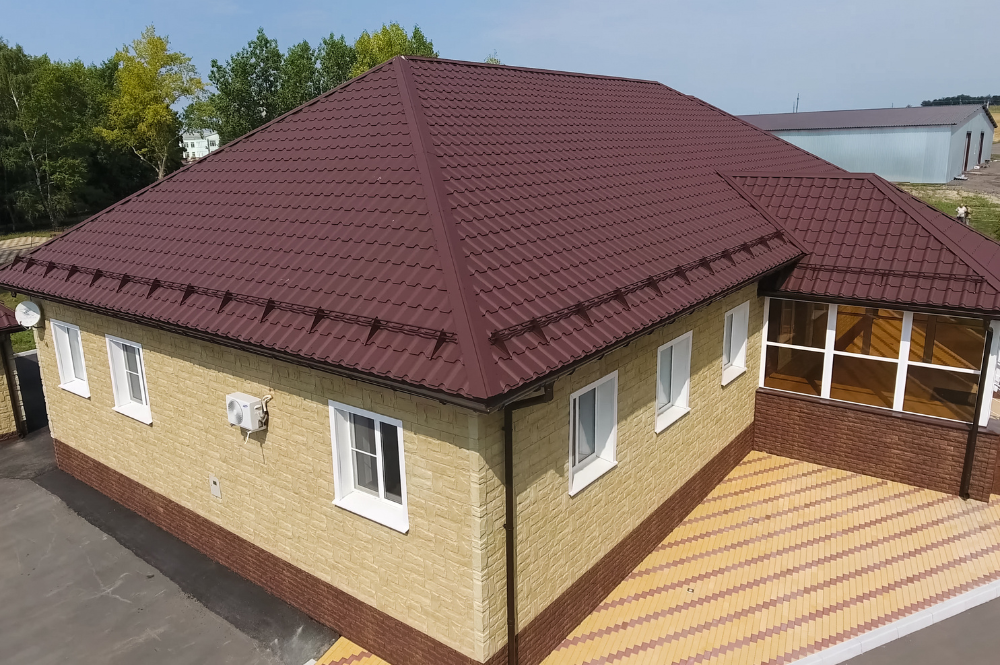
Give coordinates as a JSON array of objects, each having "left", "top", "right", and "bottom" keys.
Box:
[
  {"left": 655, "top": 404, "right": 690, "bottom": 433},
  {"left": 722, "top": 364, "right": 747, "bottom": 386},
  {"left": 569, "top": 456, "right": 617, "bottom": 496},
  {"left": 59, "top": 379, "right": 90, "bottom": 399},
  {"left": 113, "top": 402, "right": 152, "bottom": 425},
  {"left": 334, "top": 492, "right": 409, "bottom": 533}
]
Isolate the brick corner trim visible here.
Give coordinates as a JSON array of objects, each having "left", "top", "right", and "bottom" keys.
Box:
[
  {"left": 512, "top": 423, "right": 755, "bottom": 665},
  {"left": 753, "top": 388, "right": 1000, "bottom": 502},
  {"left": 52, "top": 439, "right": 481, "bottom": 665}
]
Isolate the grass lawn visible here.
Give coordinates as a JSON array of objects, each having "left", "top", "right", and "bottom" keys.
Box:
[
  {"left": 0, "top": 291, "right": 35, "bottom": 353},
  {"left": 897, "top": 184, "right": 1000, "bottom": 240}
]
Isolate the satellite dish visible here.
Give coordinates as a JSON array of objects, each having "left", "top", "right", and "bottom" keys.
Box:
[{"left": 14, "top": 301, "right": 41, "bottom": 328}]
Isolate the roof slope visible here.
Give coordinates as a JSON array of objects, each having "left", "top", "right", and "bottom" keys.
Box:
[
  {"left": 728, "top": 173, "right": 1000, "bottom": 314},
  {"left": 739, "top": 105, "right": 997, "bottom": 132},
  {"left": 0, "top": 304, "right": 21, "bottom": 334},
  {"left": 0, "top": 56, "right": 839, "bottom": 402}
]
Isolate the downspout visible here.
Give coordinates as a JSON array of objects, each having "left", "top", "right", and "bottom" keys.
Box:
[
  {"left": 503, "top": 383, "right": 554, "bottom": 665},
  {"left": 960, "top": 326, "right": 994, "bottom": 500}
]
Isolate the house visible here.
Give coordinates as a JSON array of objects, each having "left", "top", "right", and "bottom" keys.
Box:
[
  {"left": 2, "top": 56, "right": 1000, "bottom": 665},
  {"left": 179, "top": 130, "right": 220, "bottom": 161},
  {"left": 740, "top": 105, "right": 998, "bottom": 183}
]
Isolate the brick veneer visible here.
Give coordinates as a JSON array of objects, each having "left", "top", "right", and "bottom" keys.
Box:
[
  {"left": 754, "top": 388, "right": 1000, "bottom": 502},
  {"left": 55, "top": 422, "right": 754, "bottom": 665},
  {"left": 52, "top": 438, "right": 486, "bottom": 665},
  {"left": 514, "top": 423, "right": 755, "bottom": 665}
]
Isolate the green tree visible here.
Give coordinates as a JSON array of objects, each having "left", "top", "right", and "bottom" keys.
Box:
[
  {"left": 484, "top": 50, "right": 502, "bottom": 65},
  {"left": 278, "top": 40, "right": 321, "bottom": 112},
  {"left": 97, "top": 26, "right": 203, "bottom": 180},
  {"left": 318, "top": 34, "right": 356, "bottom": 92},
  {"left": 206, "top": 28, "right": 284, "bottom": 144},
  {"left": 0, "top": 42, "right": 92, "bottom": 228},
  {"left": 350, "top": 23, "right": 438, "bottom": 78}
]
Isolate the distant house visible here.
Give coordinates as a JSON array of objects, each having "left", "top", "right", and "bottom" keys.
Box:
[
  {"left": 180, "top": 131, "right": 220, "bottom": 162},
  {"left": 740, "top": 105, "right": 997, "bottom": 183},
  {"left": 7, "top": 57, "right": 1000, "bottom": 665}
]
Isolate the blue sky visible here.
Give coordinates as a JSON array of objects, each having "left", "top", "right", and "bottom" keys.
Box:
[{"left": 2, "top": 0, "right": 994, "bottom": 115}]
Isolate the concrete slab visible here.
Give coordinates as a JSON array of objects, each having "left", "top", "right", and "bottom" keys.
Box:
[{"left": 0, "top": 426, "right": 55, "bottom": 479}]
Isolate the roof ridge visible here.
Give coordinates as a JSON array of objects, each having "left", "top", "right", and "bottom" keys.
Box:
[
  {"left": 716, "top": 172, "right": 810, "bottom": 255},
  {"left": 400, "top": 55, "right": 667, "bottom": 86},
  {"left": 393, "top": 56, "right": 499, "bottom": 400},
  {"left": 13, "top": 60, "right": 400, "bottom": 261},
  {"left": 866, "top": 175, "right": 1000, "bottom": 294}
]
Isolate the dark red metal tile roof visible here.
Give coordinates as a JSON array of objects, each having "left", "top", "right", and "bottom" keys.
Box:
[
  {"left": 0, "top": 304, "right": 21, "bottom": 334},
  {"left": 0, "top": 56, "right": 842, "bottom": 402},
  {"left": 728, "top": 172, "right": 1000, "bottom": 315},
  {"left": 739, "top": 105, "right": 997, "bottom": 132}
]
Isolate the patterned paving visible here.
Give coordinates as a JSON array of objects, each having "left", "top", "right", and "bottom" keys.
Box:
[
  {"left": 316, "top": 451, "right": 1000, "bottom": 665},
  {"left": 542, "top": 451, "right": 1000, "bottom": 665}
]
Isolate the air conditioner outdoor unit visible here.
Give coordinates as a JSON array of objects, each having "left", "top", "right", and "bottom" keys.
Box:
[{"left": 226, "top": 392, "right": 267, "bottom": 432}]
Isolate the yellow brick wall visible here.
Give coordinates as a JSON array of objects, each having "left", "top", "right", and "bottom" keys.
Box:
[
  {"left": 0, "top": 337, "right": 18, "bottom": 439},
  {"left": 34, "top": 301, "right": 485, "bottom": 660},
  {"left": 502, "top": 285, "right": 763, "bottom": 633}
]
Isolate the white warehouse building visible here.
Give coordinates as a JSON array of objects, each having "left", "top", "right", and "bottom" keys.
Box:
[{"left": 739, "top": 105, "right": 997, "bottom": 184}]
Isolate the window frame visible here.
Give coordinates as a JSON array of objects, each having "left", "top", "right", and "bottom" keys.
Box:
[
  {"left": 329, "top": 400, "right": 409, "bottom": 533},
  {"left": 655, "top": 331, "right": 693, "bottom": 432},
  {"left": 567, "top": 371, "right": 618, "bottom": 496},
  {"left": 51, "top": 319, "right": 90, "bottom": 398},
  {"left": 760, "top": 297, "right": 1000, "bottom": 425},
  {"left": 721, "top": 301, "right": 750, "bottom": 385},
  {"left": 105, "top": 335, "right": 152, "bottom": 424}
]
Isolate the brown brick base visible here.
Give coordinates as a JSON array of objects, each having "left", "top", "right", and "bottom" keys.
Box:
[
  {"left": 52, "top": 439, "right": 484, "bottom": 665},
  {"left": 754, "top": 389, "right": 1000, "bottom": 502},
  {"left": 513, "top": 423, "right": 756, "bottom": 665}
]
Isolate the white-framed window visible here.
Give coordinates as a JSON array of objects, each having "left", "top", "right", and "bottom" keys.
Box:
[
  {"left": 105, "top": 335, "right": 151, "bottom": 424},
  {"left": 656, "top": 331, "right": 692, "bottom": 432},
  {"left": 51, "top": 320, "right": 89, "bottom": 398},
  {"left": 760, "top": 296, "right": 1000, "bottom": 425},
  {"left": 722, "top": 301, "right": 750, "bottom": 385},
  {"left": 329, "top": 401, "right": 409, "bottom": 533},
  {"left": 568, "top": 371, "right": 618, "bottom": 496}
]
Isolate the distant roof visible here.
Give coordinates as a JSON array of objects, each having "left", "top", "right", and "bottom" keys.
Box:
[
  {"left": 0, "top": 303, "right": 22, "bottom": 334},
  {"left": 729, "top": 172, "right": 1000, "bottom": 314},
  {"left": 0, "top": 56, "right": 834, "bottom": 405},
  {"left": 181, "top": 131, "right": 219, "bottom": 140},
  {"left": 739, "top": 105, "right": 997, "bottom": 132}
]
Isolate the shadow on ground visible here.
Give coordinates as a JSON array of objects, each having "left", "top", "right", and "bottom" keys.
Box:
[{"left": 1, "top": 429, "right": 336, "bottom": 665}]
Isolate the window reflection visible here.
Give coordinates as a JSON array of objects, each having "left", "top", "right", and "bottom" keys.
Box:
[
  {"left": 763, "top": 345, "right": 824, "bottom": 396},
  {"left": 903, "top": 365, "right": 979, "bottom": 422},
  {"left": 834, "top": 306, "right": 902, "bottom": 358},
  {"left": 830, "top": 355, "right": 896, "bottom": 409},
  {"left": 909, "top": 314, "right": 986, "bottom": 369},
  {"left": 767, "top": 299, "right": 828, "bottom": 348}
]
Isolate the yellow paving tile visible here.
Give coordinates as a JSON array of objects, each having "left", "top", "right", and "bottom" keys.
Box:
[{"left": 315, "top": 638, "right": 390, "bottom": 665}]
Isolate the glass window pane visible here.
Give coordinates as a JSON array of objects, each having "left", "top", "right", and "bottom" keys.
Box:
[
  {"left": 353, "top": 449, "right": 379, "bottom": 494},
  {"left": 658, "top": 346, "right": 673, "bottom": 410},
  {"left": 909, "top": 314, "right": 986, "bottom": 369},
  {"left": 830, "top": 355, "right": 896, "bottom": 409},
  {"left": 381, "top": 423, "right": 402, "bottom": 504},
  {"left": 576, "top": 388, "right": 596, "bottom": 465},
  {"left": 723, "top": 312, "right": 734, "bottom": 366},
  {"left": 767, "top": 299, "right": 828, "bottom": 349},
  {"left": 903, "top": 365, "right": 980, "bottom": 422},
  {"left": 126, "top": 371, "right": 144, "bottom": 403},
  {"left": 349, "top": 414, "right": 376, "bottom": 454},
  {"left": 763, "top": 345, "right": 824, "bottom": 396},
  {"left": 67, "top": 327, "right": 85, "bottom": 381},
  {"left": 123, "top": 344, "right": 140, "bottom": 373},
  {"left": 834, "top": 306, "right": 902, "bottom": 358}
]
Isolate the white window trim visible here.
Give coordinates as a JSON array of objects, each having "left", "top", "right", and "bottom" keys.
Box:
[
  {"left": 329, "top": 400, "right": 409, "bottom": 533},
  {"left": 655, "top": 331, "right": 692, "bottom": 433},
  {"left": 721, "top": 301, "right": 750, "bottom": 386},
  {"left": 51, "top": 319, "right": 90, "bottom": 398},
  {"left": 568, "top": 371, "right": 618, "bottom": 497},
  {"left": 759, "top": 297, "right": 995, "bottom": 424},
  {"left": 105, "top": 335, "right": 152, "bottom": 424}
]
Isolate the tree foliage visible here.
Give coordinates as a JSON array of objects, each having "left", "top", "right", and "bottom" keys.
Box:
[
  {"left": 922, "top": 94, "right": 998, "bottom": 107},
  {"left": 97, "top": 26, "right": 203, "bottom": 179},
  {"left": 351, "top": 23, "right": 437, "bottom": 78}
]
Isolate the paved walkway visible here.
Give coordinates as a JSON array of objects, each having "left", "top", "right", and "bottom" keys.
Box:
[{"left": 331, "top": 451, "right": 1000, "bottom": 665}]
